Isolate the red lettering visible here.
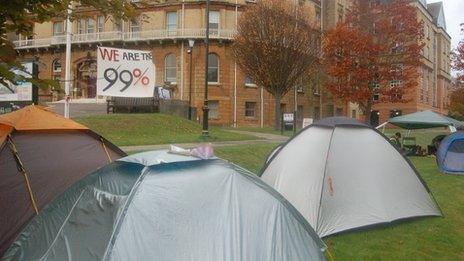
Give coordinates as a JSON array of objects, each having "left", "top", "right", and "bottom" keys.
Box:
[{"left": 99, "top": 48, "right": 120, "bottom": 62}]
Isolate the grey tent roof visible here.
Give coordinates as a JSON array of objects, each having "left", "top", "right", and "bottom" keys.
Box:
[
  {"left": 261, "top": 117, "right": 442, "bottom": 237},
  {"left": 387, "top": 110, "right": 464, "bottom": 130},
  {"left": 312, "top": 117, "right": 369, "bottom": 128},
  {"left": 3, "top": 150, "right": 325, "bottom": 261}
]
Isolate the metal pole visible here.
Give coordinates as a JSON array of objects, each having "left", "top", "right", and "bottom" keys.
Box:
[
  {"left": 64, "top": 4, "right": 72, "bottom": 118},
  {"left": 202, "top": 0, "right": 210, "bottom": 136},
  {"left": 188, "top": 46, "right": 193, "bottom": 120},
  {"left": 294, "top": 85, "right": 297, "bottom": 134}
]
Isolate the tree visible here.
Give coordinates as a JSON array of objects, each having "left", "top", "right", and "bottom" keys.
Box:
[
  {"left": 449, "top": 82, "right": 464, "bottom": 121},
  {"left": 0, "top": 0, "right": 142, "bottom": 90},
  {"left": 322, "top": 0, "right": 424, "bottom": 124},
  {"left": 232, "top": 0, "right": 320, "bottom": 130},
  {"left": 452, "top": 24, "right": 464, "bottom": 84}
]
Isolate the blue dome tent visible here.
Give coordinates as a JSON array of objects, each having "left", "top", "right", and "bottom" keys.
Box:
[{"left": 437, "top": 132, "right": 464, "bottom": 174}]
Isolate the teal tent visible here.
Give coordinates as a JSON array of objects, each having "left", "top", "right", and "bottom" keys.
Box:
[
  {"left": 3, "top": 150, "right": 326, "bottom": 261},
  {"left": 385, "top": 110, "right": 463, "bottom": 130}
]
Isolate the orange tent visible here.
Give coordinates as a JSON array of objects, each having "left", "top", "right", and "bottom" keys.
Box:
[{"left": 0, "top": 105, "right": 126, "bottom": 256}]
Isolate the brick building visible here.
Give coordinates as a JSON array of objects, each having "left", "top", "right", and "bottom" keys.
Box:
[{"left": 10, "top": 0, "right": 451, "bottom": 127}]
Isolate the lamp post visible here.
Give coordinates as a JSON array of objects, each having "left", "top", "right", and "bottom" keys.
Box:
[
  {"left": 64, "top": 4, "right": 72, "bottom": 118},
  {"left": 188, "top": 39, "right": 195, "bottom": 120},
  {"left": 202, "top": 0, "right": 210, "bottom": 136}
]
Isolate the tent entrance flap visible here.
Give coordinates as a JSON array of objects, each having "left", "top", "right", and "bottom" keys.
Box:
[{"left": 6, "top": 135, "right": 39, "bottom": 215}]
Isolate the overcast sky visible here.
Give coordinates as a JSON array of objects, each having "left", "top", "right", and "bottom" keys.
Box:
[{"left": 428, "top": 0, "right": 463, "bottom": 49}]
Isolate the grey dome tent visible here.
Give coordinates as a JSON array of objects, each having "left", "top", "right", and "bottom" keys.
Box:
[
  {"left": 3, "top": 150, "right": 326, "bottom": 261},
  {"left": 261, "top": 117, "right": 442, "bottom": 237},
  {"left": 437, "top": 131, "right": 464, "bottom": 174}
]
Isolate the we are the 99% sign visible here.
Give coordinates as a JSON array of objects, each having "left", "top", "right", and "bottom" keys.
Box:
[{"left": 97, "top": 47, "right": 155, "bottom": 98}]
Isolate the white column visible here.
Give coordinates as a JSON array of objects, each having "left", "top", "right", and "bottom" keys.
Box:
[{"left": 64, "top": 5, "right": 72, "bottom": 118}]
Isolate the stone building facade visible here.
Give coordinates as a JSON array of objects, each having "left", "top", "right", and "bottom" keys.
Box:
[{"left": 11, "top": 0, "right": 451, "bottom": 127}]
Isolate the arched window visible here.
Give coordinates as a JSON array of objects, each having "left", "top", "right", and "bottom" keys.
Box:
[
  {"left": 52, "top": 59, "right": 62, "bottom": 73},
  {"left": 208, "top": 53, "right": 219, "bottom": 83},
  {"left": 165, "top": 54, "right": 177, "bottom": 83}
]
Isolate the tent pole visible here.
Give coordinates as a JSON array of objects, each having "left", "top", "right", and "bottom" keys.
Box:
[
  {"left": 7, "top": 136, "right": 39, "bottom": 214},
  {"left": 100, "top": 138, "right": 112, "bottom": 163}
]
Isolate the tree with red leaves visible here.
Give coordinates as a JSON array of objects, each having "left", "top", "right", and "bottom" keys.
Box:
[
  {"left": 322, "top": 0, "right": 424, "bottom": 124},
  {"left": 449, "top": 86, "right": 464, "bottom": 121},
  {"left": 452, "top": 24, "right": 464, "bottom": 84}
]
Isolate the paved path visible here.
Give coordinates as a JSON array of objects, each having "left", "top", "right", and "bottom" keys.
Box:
[
  {"left": 46, "top": 102, "right": 107, "bottom": 118},
  {"left": 224, "top": 130, "right": 288, "bottom": 142},
  {"left": 121, "top": 131, "right": 289, "bottom": 153}
]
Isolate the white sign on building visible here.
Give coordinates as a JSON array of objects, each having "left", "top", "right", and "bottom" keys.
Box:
[
  {"left": 0, "top": 62, "right": 33, "bottom": 101},
  {"left": 302, "top": 118, "right": 314, "bottom": 128},
  {"left": 97, "top": 47, "right": 155, "bottom": 97}
]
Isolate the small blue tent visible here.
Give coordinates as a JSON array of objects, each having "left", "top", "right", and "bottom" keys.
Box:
[{"left": 437, "top": 132, "right": 464, "bottom": 174}]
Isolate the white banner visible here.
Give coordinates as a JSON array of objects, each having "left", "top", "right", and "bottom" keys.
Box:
[
  {"left": 283, "top": 113, "right": 294, "bottom": 122},
  {"left": 302, "top": 118, "right": 313, "bottom": 128},
  {"left": 0, "top": 62, "right": 33, "bottom": 101},
  {"left": 97, "top": 47, "right": 155, "bottom": 97}
]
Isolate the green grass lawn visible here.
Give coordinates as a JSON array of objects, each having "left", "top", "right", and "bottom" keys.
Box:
[
  {"left": 216, "top": 144, "right": 464, "bottom": 260},
  {"left": 76, "top": 113, "right": 259, "bottom": 146}
]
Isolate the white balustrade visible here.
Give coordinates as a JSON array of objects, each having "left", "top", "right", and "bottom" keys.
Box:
[{"left": 13, "top": 29, "right": 237, "bottom": 49}]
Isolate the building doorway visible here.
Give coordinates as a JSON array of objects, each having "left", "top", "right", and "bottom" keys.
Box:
[
  {"left": 370, "top": 110, "right": 380, "bottom": 127},
  {"left": 76, "top": 59, "right": 97, "bottom": 98}
]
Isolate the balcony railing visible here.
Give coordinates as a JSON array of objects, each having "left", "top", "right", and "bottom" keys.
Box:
[{"left": 13, "top": 29, "right": 236, "bottom": 49}]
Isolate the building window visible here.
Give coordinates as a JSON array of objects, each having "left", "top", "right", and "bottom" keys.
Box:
[
  {"left": 209, "top": 11, "right": 220, "bottom": 35},
  {"left": 77, "top": 19, "right": 85, "bottom": 34},
  {"left": 391, "top": 42, "right": 403, "bottom": 54},
  {"left": 390, "top": 80, "right": 402, "bottom": 89},
  {"left": 208, "top": 53, "right": 219, "bottom": 83},
  {"left": 52, "top": 59, "right": 62, "bottom": 73},
  {"left": 245, "top": 102, "right": 256, "bottom": 118},
  {"left": 165, "top": 54, "right": 177, "bottom": 83},
  {"left": 97, "top": 16, "right": 105, "bottom": 33},
  {"left": 372, "top": 82, "right": 380, "bottom": 101},
  {"left": 336, "top": 108, "right": 343, "bottom": 116},
  {"left": 166, "top": 12, "right": 177, "bottom": 35},
  {"left": 351, "top": 110, "right": 357, "bottom": 118},
  {"left": 326, "top": 104, "right": 334, "bottom": 117},
  {"left": 87, "top": 18, "right": 95, "bottom": 34},
  {"left": 337, "top": 4, "right": 344, "bottom": 22},
  {"left": 315, "top": 8, "right": 321, "bottom": 22},
  {"left": 245, "top": 76, "right": 256, "bottom": 87},
  {"left": 208, "top": 100, "right": 219, "bottom": 119},
  {"left": 114, "top": 19, "right": 122, "bottom": 32},
  {"left": 53, "top": 21, "right": 64, "bottom": 36},
  {"left": 130, "top": 20, "right": 140, "bottom": 38}
]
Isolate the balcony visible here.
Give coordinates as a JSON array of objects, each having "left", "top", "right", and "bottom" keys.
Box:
[{"left": 13, "top": 29, "right": 236, "bottom": 49}]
